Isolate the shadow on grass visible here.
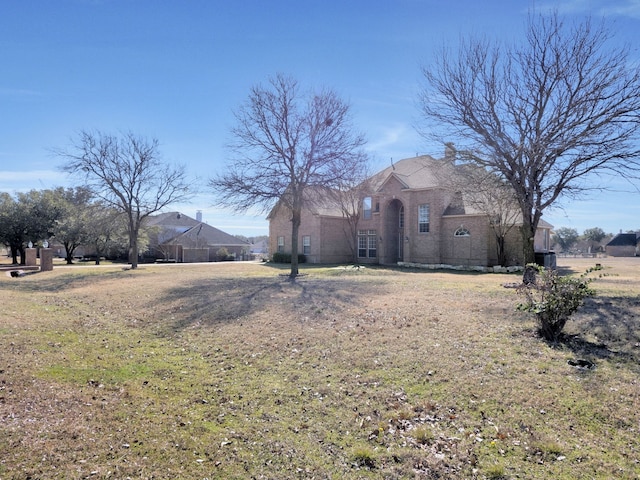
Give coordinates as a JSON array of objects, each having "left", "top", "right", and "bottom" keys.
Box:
[
  {"left": 155, "top": 274, "right": 375, "bottom": 334},
  {"left": 0, "top": 268, "right": 132, "bottom": 293},
  {"left": 557, "top": 295, "right": 640, "bottom": 368}
]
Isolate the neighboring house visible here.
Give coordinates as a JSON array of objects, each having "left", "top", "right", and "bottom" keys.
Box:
[
  {"left": 605, "top": 232, "right": 640, "bottom": 257},
  {"left": 250, "top": 238, "right": 269, "bottom": 255},
  {"left": 147, "top": 212, "right": 250, "bottom": 262},
  {"left": 268, "top": 151, "right": 554, "bottom": 267}
]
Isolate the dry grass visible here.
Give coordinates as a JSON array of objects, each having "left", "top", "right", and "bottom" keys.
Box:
[{"left": 1, "top": 258, "right": 638, "bottom": 479}]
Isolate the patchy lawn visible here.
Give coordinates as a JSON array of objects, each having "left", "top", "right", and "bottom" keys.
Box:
[{"left": 1, "top": 259, "right": 638, "bottom": 479}]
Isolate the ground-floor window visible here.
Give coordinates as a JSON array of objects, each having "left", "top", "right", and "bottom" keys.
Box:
[
  {"left": 358, "top": 230, "right": 377, "bottom": 258},
  {"left": 302, "top": 235, "right": 311, "bottom": 255},
  {"left": 277, "top": 236, "right": 285, "bottom": 253}
]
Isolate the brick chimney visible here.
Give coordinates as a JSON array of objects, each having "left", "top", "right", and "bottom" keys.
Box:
[{"left": 444, "top": 142, "right": 456, "bottom": 164}]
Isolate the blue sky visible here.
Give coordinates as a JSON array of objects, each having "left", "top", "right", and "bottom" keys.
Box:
[{"left": 1, "top": 0, "right": 639, "bottom": 237}]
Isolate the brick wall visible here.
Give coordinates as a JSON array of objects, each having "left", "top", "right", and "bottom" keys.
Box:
[{"left": 440, "top": 215, "right": 492, "bottom": 266}]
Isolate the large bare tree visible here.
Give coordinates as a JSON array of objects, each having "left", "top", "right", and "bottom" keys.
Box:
[
  {"left": 419, "top": 12, "right": 640, "bottom": 264},
  {"left": 209, "top": 74, "right": 368, "bottom": 278},
  {"left": 438, "top": 157, "right": 521, "bottom": 266},
  {"left": 59, "top": 130, "right": 191, "bottom": 269}
]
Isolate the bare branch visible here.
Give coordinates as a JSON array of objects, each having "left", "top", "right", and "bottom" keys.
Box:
[
  {"left": 57, "top": 130, "right": 192, "bottom": 268},
  {"left": 209, "top": 74, "right": 369, "bottom": 277},
  {"left": 419, "top": 12, "right": 640, "bottom": 262}
]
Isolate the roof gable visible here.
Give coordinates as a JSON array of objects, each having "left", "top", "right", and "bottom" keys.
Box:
[
  {"left": 148, "top": 212, "right": 249, "bottom": 246},
  {"left": 606, "top": 232, "right": 639, "bottom": 247},
  {"left": 370, "top": 155, "right": 454, "bottom": 191},
  {"left": 175, "top": 222, "right": 249, "bottom": 246}
]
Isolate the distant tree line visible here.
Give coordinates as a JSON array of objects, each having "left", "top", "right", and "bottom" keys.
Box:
[
  {"left": 0, "top": 187, "right": 136, "bottom": 265},
  {"left": 552, "top": 226, "right": 611, "bottom": 254}
]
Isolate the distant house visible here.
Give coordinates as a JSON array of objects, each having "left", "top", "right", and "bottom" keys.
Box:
[
  {"left": 605, "top": 232, "right": 640, "bottom": 257},
  {"left": 250, "top": 238, "right": 269, "bottom": 255},
  {"left": 146, "top": 212, "right": 250, "bottom": 262},
  {"left": 268, "top": 151, "right": 553, "bottom": 267}
]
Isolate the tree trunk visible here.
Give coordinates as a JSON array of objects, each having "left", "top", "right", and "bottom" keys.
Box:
[
  {"left": 64, "top": 241, "right": 74, "bottom": 264},
  {"left": 129, "top": 226, "right": 139, "bottom": 269},
  {"left": 520, "top": 222, "right": 536, "bottom": 265},
  {"left": 10, "top": 245, "right": 19, "bottom": 265},
  {"left": 289, "top": 208, "right": 301, "bottom": 278},
  {"left": 94, "top": 242, "right": 102, "bottom": 265},
  {"left": 495, "top": 235, "right": 507, "bottom": 266}
]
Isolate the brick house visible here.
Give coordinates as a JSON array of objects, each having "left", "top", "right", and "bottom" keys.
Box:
[
  {"left": 605, "top": 232, "right": 640, "bottom": 257},
  {"left": 147, "top": 211, "right": 250, "bottom": 262},
  {"left": 268, "top": 153, "right": 553, "bottom": 267}
]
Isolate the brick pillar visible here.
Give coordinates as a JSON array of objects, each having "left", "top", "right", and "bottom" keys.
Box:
[
  {"left": 25, "top": 248, "right": 37, "bottom": 266},
  {"left": 40, "top": 248, "right": 54, "bottom": 271}
]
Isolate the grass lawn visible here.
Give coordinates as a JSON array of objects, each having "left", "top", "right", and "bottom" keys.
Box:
[{"left": 1, "top": 258, "right": 638, "bottom": 479}]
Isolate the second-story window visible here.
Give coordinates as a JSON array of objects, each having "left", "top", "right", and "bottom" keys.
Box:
[{"left": 363, "top": 197, "right": 372, "bottom": 219}]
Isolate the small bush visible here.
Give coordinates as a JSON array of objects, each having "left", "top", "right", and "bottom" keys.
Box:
[
  {"left": 413, "top": 425, "right": 434, "bottom": 445},
  {"left": 485, "top": 463, "right": 506, "bottom": 479},
  {"left": 351, "top": 446, "right": 376, "bottom": 468},
  {"left": 271, "top": 252, "right": 307, "bottom": 264},
  {"left": 216, "top": 247, "right": 234, "bottom": 261},
  {"left": 517, "top": 265, "right": 595, "bottom": 341}
]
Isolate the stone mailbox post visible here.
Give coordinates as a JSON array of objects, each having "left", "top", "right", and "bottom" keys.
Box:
[
  {"left": 25, "top": 247, "right": 37, "bottom": 266},
  {"left": 40, "top": 248, "right": 54, "bottom": 272}
]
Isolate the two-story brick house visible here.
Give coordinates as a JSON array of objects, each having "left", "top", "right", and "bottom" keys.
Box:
[{"left": 268, "top": 152, "right": 552, "bottom": 267}]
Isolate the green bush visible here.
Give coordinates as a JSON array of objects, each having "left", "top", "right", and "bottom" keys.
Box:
[
  {"left": 517, "top": 265, "right": 595, "bottom": 342},
  {"left": 271, "top": 252, "right": 306, "bottom": 264},
  {"left": 216, "top": 247, "right": 234, "bottom": 262}
]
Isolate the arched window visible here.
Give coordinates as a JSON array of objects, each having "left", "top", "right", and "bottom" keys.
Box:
[{"left": 454, "top": 226, "right": 470, "bottom": 237}]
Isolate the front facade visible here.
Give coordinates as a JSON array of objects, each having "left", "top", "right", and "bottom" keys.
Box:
[{"left": 269, "top": 153, "right": 553, "bottom": 267}]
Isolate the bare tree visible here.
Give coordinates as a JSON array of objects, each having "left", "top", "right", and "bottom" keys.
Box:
[
  {"left": 419, "top": 12, "right": 640, "bottom": 264},
  {"left": 85, "top": 203, "right": 127, "bottom": 265},
  {"left": 58, "top": 130, "right": 192, "bottom": 269},
  {"left": 442, "top": 160, "right": 521, "bottom": 266},
  {"left": 331, "top": 175, "right": 371, "bottom": 264},
  {"left": 209, "top": 74, "right": 368, "bottom": 278}
]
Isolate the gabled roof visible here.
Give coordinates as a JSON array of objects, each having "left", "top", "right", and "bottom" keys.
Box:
[
  {"left": 303, "top": 186, "right": 345, "bottom": 217},
  {"left": 267, "top": 187, "right": 346, "bottom": 219},
  {"left": 173, "top": 222, "right": 249, "bottom": 246},
  {"left": 369, "top": 155, "right": 455, "bottom": 192},
  {"left": 606, "top": 232, "right": 640, "bottom": 247},
  {"left": 148, "top": 212, "right": 249, "bottom": 246}
]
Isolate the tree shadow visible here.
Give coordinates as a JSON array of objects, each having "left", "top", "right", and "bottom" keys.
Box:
[
  {"left": 0, "top": 268, "right": 131, "bottom": 293},
  {"left": 155, "top": 274, "right": 373, "bottom": 334},
  {"left": 556, "top": 295, "right": 640, "bottom": 370}
]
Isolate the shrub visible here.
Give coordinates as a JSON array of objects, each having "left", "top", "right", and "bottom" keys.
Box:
[
  {"left": 351, "top": 446, "right": 376, "bottom": 468},
  {"left": 484, "top": 463, "right": 506, "bottom": 479},
  {"left": 517, "top": 265, "right": 595, "bottom": 342},
  {"left": 216, "top": 247, "right": 234, "bottom": 261},
  {"left": 271, "top": 252, "right": 307, "bottom": 264},
  {"left": 413, "top": 425, "right": 434, "bottom": 445}
]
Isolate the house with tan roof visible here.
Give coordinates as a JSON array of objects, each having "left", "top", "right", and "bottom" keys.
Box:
[
  {"left": 268, "top": 151, "right": 553, "bottom": 267},
  {"left": 147, "top": 211, "right": 250, "bottom": 262}
]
